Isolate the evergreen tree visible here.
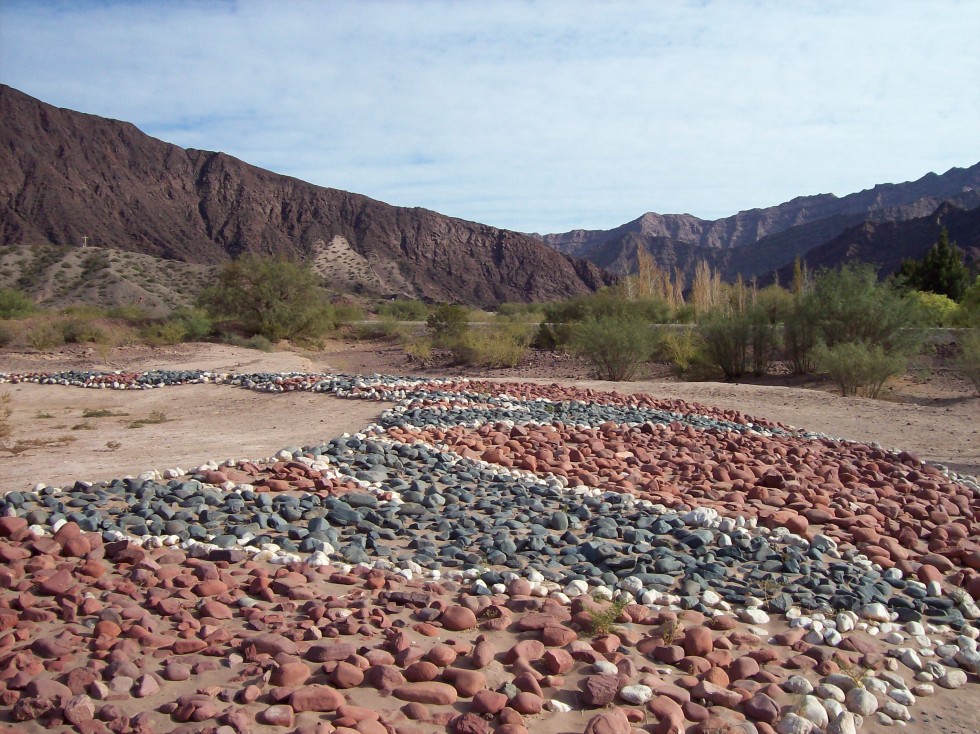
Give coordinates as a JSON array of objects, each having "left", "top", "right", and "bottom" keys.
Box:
[{"left": 896, "top": 228, "right": 971, "bottom": 301}]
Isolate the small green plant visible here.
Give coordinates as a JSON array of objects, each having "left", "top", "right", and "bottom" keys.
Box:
[
  {"left": 27, "top": 320, "right": 66, "bottom": 350},
  {"left": 426, "top": 304, "right": 469, "bottom": 346},
  {"left": 0, "top": 287, "right": 35, "bottom": 319},
  {"left": 447, "top": 320, "right": 533, "bottom": 368},
  {"left": 587, "top": 593, "right": 629, "bottom": 636},
  {"left": 697, "top": 309, "right": 750, "bottom": 379},
  {"left": 71, "top": 422, "right": 94, "bottom": 431},
  {"left": 658, "top": 618, "right": 679, "bottom": 645},
  {"left": 378, "top": 299, "right": 429, "bottom": 321},
  {"left": 814, "top": 341, "right": 907, "bottom": 398},
  {"left": 569, "top": 315, "right": 656, "bottom": 381},
  {"left": 34, "top": 411, "right": 54, "bottom": 419},
  {"left": 0, "top": 394, "right": 12, "bottom": 443},
  {"left": 404, "top": 336, "right": 433, "bottom": 363},
  {"left": 756, "top": 579, "right": 783, "bottom": 611},
  {"left": 82, "top": 408, "right": 125, "bottom": 419},
  {"left": 105, "top": 440, "right": 122, "bottom": 451},
  {"left": 127, "top": 410, "right": 169, "bottom": 429},
  {"left": 838, "top": 661, "right": 872, "bottom": 689}
]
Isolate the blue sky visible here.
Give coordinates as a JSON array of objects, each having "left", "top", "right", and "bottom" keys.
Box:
[{"left": 1, "top": 0, "right": 978, "bottom": 233}]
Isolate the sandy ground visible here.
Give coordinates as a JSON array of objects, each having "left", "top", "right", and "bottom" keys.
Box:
[
  {"left": 1, "top": 342, "right": 977, "bottom": 493},
  {"left": 1, "top": 342, "right": 979, "bottom": 733}
]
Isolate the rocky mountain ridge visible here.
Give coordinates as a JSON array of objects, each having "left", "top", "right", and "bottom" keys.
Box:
[
  {"left": 539, "top": 163, "right": 980, "bottom": 281},
  {"left": 0, "top": 84, "right": 615, "bottom": 307}
]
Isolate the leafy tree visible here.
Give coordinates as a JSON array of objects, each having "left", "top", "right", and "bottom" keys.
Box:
[
  {"left": 895, "top": 228, "right": 971, "bottom": 301},
  {"left": 570, "top": 315, "right": 656, "bottom": 381},
  {"left": 0, "top": 287, "right": 35, "bottom": 319},
  {"left": 198, "top": 256, "right": 333, "bottom": 342},
  {"left": 425, "top": 304, "right": 469, "bottom": 346}
]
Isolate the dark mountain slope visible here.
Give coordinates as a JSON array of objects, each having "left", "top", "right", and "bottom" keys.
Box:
[{"left": 0, "top": 85, "right": 615, "bottom": 306}]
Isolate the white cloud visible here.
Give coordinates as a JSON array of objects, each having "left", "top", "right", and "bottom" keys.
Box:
[{"left": 2, "top": 0, "right": 978, "bottom": 232}]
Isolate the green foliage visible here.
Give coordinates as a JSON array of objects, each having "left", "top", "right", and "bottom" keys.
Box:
[
  {"left": 536, "top": 291, "right": 672, "bottom": 349},
  {"left": 782, "top": 300, "right": 819, "bottom": 374},
  {"left": 60, "top": 316, "right": 107, "bottom": 344},
  {"left": 496, "top": 302, "right": 545, "bottom": 320},
  {"left": 26, "top": 319, "right": 66, "bottom": 350},
  {"left": 953, "top": 277, "right": 980, "bottom": 327},
  {"left": 139, "top": 320, "right": 187, "bottom": 346},
  {"left": 895, "top": 228, "right": 971, "bottom": 301},
  {"left": 426, "top": 304, "right": 469, "bottom": 346},
  {"left": 955, "top": 330, "right": 980, "bottom": 396},
  {"left": 654, "top": 327, "right": 703, "bottom": 374},
  {"left": 569, "top": 316, "right": 656, "bottom": 381},
  {"left": 0, "top": 288, "right": 35, "bottom": 319},
  {"left": 808, "top": 263, "right": 922, "bottom": 353},
  {"left": 198, "top": 256, "right": 334, "bottom": 342},
  {"left": 909, "top": 290, "right": 960, "bottom": 327},
  {"left": 697, "top": 309, "right": 750, "bottom": 379},
  {"left": 169, "top": 307, "right": 214, "bottom": 341},
  {"left": 748, "top": 306, "right": 781, "bottom": 377},
  {"left": 0, "top": 321, "right": 13, "bottom": 348},
  {"left": 754, "top": 284, "right": 795, "bottom": 324},
  {"left": 377, "top": 299, "right": 430, "bottom": 321},
  {"left": 814, "top": 341, "right": 907, "bottom": 398},
  {"left": 353, "top": 318, "right": 403, "bottom": 341},
  {"left": 586, "top": 593, "right": 629, "bottom": 636},
  {"left": 446, "top": 319, "right": 533, "bottom": 368}
]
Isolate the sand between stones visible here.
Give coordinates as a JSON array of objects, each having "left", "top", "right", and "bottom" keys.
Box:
[{"left": 0, "top": 369, "right": 978, "bottom": 734}]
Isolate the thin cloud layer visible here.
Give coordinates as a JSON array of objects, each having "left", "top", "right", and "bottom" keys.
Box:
[{"left": 2, "top": 0, "right": 978, "bottom": 232}]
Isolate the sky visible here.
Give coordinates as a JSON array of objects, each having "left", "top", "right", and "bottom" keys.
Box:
[{"left": 1, "top": 0, "right": 979, "bottom": 234}]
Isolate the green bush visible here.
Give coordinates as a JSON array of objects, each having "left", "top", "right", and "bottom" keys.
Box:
[
  {"left": 353, "top": 318, "right": 403, "bottom": 341},
  {"left": 170, "top": 307, "right": 214, "bottom": 341},
  {"left": 447, "top": 320, "right": 533, "bottom": 368},
  {"left": 27, "top": 320, "right": 66, "bottom": 350},
  {"left": 569, "top": 316, "right": 656, "bottom": 381},
  {"left": 953, "top": 277, "right": 980, "bottom": 327},
  {"left": 697, "top": 310, "right": 750, "bottom": 379},
  {"left": 61, "top": 316, "right": 107, "bottom": 344},
  {"left": 955, "top": 330, "right": 980, "bottom": 395},
  {"left": 199, "top": 256, "right": 335, "bottom": 342},
  {"left": 782, "top": 301, "right": 819, "bottom": 374},
  {"left": 378, "top": 299, "right": 429, "bottom": 321},
  {"left": 536, "top": 292, "right": 671, "bottom": 349},
  {"left": 814, "top": 341, "right": 907, "bottom": 398},
  {"left": 747, "top": 306, "right": 781, "bottom": 377},
  {"left": 140, "top": 320, "right": 187, "bottom": 346},
  {"left": 654, "top": 327, "right": 716, "bottom": 379},
  {"left": 426, "top": 304, "right": 469, "bottom": 346},
  {"left": 0, "top": 288, "right": 35, "bottom": 319},
  {"left": 909, "top": 290, "right": 960, "bottom": 327},
  {"left": 496, "top": 302, "right": 544, "bottom": 320},
  {"left": 808, "top": 263, "right": 922, "bottom": 353},
  {"left": 0, "top": 321, "right": 13, "bottom": 347}
]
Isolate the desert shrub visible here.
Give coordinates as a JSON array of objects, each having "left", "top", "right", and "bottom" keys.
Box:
[
  {"left": 353, "top": 318, "right": 403, "bottom": 341},
  {"left": 0, "top": 287, "right": 35, "bottom": 319},
  {"left": 221, "top": 333, "right": 274, "bottom": 352},
  {"left": 331, "top": 303, "right": 364, "bottom": 325},
  {"left": 0, "top": 321, "right": 12, "bottom": 347},
  {"left": 808, "top": 263, "right": 922, "bottom": 353},
  {"left": 199, "top": 256, "right": 334, "bottom": 342},
  {"left": 955, "top": 330, "right": 980, "bottom": 395},
  {"left": 653, "top": 326, "right": 717, "bottom": 378},
  {"left": 813, "top": 341, "right": 907, "bottom": 398},
  {"left": 140, "top": 320, "right": 187, "bottom": 346},
  {"left": 105, "top": 304, "right": 153, "bottom": 322},
  {"left": 782, "top": 298, "right": 819, "bottom": 374},
  {"left": 496, "top": 302, "right": 545, "bottom": 320},
  {"left": 536, "top": 292, "right": 671, "bottom": 349},
  {"left": 909, "top": 290, "right": 960, "bottom": 327},
  {"left": 426, "top": 304, "right": 469, "bottom": 346},
  {"left": 747, "top": 305, "right": 781, "bottom": 377},
  {"left": 26, "top": 319, "right": 66, "bottom": 350},
  {"left": 754, "top": 284, "right": 794, "bottom": 324},
  {"left": 953, "top": 277, "right": 980, "bottom": 327},
  {"left": 403, "top": 336, "right": 433, "bottom": 362},
  {"left": 378, "top": 299, "right": 430, "bottom": 321},
  {"left": 60, "top": 316, "right": 107, "bottom": 344},
  {"left": 697, "top": 310, "right": 750, "bottom": 379},
  {"left": 169, "top": 307, "right": 214, "bottom": 341},
  {"left": 569, "top": 316, "right": 656, "bottom": 381},
  {"left": 447, "top": 320, "right": 533, "bottom": 368}
]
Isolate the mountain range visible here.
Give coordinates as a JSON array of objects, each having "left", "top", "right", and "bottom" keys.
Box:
[
  {"left": 537, "top": 164, "right": 980, "bottom": 284},
  {"left": 1, "top": 83, "right": 977, "bottom": 309},
  {"left": 0, "top": 85, "right": 614, "bottom": 308}
]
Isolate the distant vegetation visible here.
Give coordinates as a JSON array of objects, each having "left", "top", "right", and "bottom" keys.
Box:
[{"left": 1, "top": 237, "right": 978, "bottom": 400}]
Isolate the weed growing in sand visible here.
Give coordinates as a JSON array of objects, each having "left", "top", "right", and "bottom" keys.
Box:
[
  {"left": 82, "top": 408, "right": 127, "bottom": 418},
  {"left": 126, "top": 410, "right": 168, "bottom": 429},
  {"left": 34, "top": 411, "right": 54, "bottom": 419},
  {"left": 658, "top": 618, "right": 679, "bottom": 645},
  {"left": 0, "top": 394, "right": 11, "bottom": 442},
  {"left": 71, "top": 422, "right": 94, "bottom": 430},
  {"left": 838, "top": 661, "right": 872, "bottom": 689},
  {"left": 587, "top": 592, "right": 629, "bottom": 636},
  {"left": 105, "top": 440, "right": 122, "bottom": 451}
]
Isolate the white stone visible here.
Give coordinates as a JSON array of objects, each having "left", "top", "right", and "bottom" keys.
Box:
[
  {"left": 937, "top": 669, "right": 968, "bottom": 689},
  {"left": 824, "top": 698, "right": 845, "bottom": 720},
  {"left": 545, "top": 699, "right": 571, "bottom": 713},
  {"left": 889, "top": 689, "right": 915, "bottom": 706},
  {"left": 783, "top": 676, "right": 814, "bottom": 695},
  {"left": 905, "top": 621, "right": 925, "bottom": 636},
  {"left": 865, "top": 677, "right": 888, "bottom": 695},
  {"left": 824, "top": 629, "right": 843, "bottom": 647},
  {"left": 805, "top": 629, "right": 825, "bottom": 645},
  {"left": 954, "top": 648, "right": 980, "bottom": 674},
  {"left": 880, "top": 700, "right": 911, "bottom": 722},
  {"left": 836, "top": 612, "right": 856, "bottom": 633},
  {"left": 776, "top": 713, "right": 814, "bottom": 734},
  {"left": 701, "top": 589, "right": 721, "bottom": 606},
  {"left": 815, "top": 684, "right": 845, "bottom": 702},
  {"left": 797, "top": 695, "right": 829, "bottom": 729},
  {"left": 899, "top": 649, "right": 922, "bottom": 670},
  {"left": 739, "top": 608, "right": 770, "bottom": 625},
  {"left": 912, "top": 683, "right": 935, "bottom": 696},
  {"left": 618, "top": 684, "right": 653, "bottom": 705},
  {"left": 861, "top": 603, "right": 891, "bottom": 623},
  {"left": 593, "top": 660, "right": 618, "bottom": 675},
  {"left": 883, "top": 632, "right": 905, "bottom": 644},
  {"left": 565, "top": 579, "right": 589, "bottom": 597},
  {"left": 845, "top": 687, "right": 879, "bottom": 716},
  {"left": 874, "top": 712, "right": 895, "bottom": 726},
  {"left": 827, "top": 711, "right": 859, "bottom": 734}
]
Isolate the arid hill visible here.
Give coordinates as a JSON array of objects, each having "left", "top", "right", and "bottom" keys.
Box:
[
  {"left": 0, "top": 85, "right": 615, "bottom": 307},
  {"left": 538, "top": 163, "right": 980, "bottom": 282}
]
